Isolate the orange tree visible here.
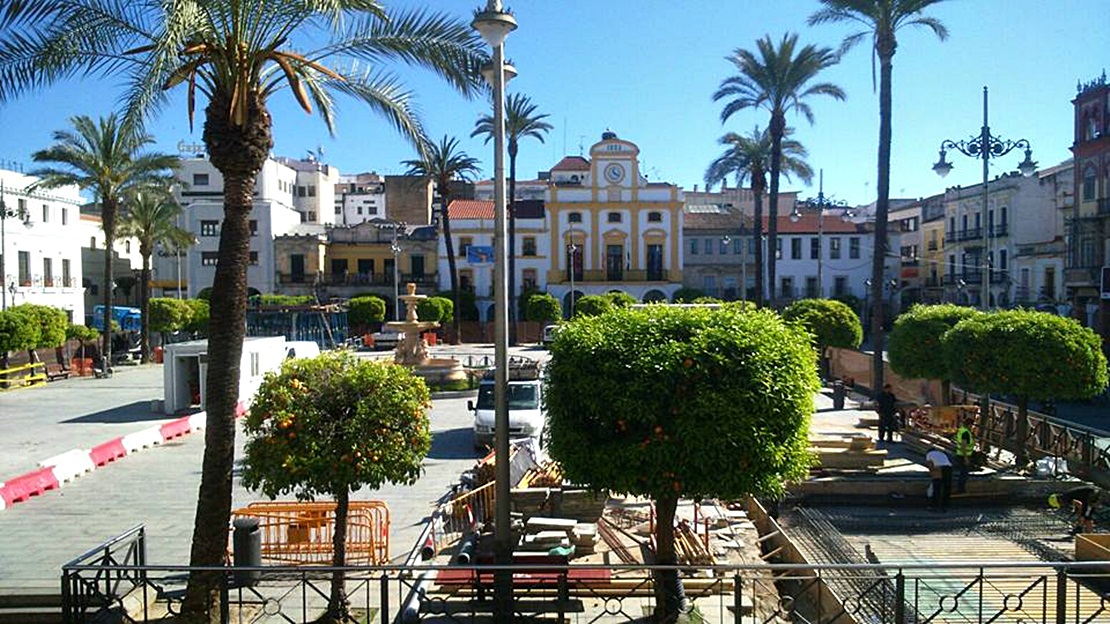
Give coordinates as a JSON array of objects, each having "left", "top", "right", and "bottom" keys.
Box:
[
  {"left": 241, "top": 352, "right": 431, "bottom": 623},
  {"left": 942, "top": 310, "right": 1107, "bottom": 467},
  {"left": 782, "top": 298, "right": 862, "bottom": 377},
  {"left": 888, "top": 303, "right": 981, "bottom": 405},
  {"left": 544, "top": 305, "right": 816, "bottom": 621}
]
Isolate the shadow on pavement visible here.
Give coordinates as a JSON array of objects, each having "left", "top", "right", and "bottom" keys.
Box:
[
  {"left": 427, "top": 427, "right": 481, "bottom": 460},
  {"left": 61, "top": 401, "right": 169, "bottom": 424}
]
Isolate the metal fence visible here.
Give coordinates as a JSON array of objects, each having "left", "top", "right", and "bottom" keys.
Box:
[{"left": 62, "top": 526, "right": 1110, "bottom": 624}]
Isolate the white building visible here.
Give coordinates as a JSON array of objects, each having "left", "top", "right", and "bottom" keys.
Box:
[
  {"left": 0, "top": 168, "right": 86, "bottom": 321},
  {"left": 275, "top": 155, "right": 340, "bottom": 225},
  {"left": 438, "top": 198, "right": 550, "bottom": 320},
  {"left": 334, "top": 172, "right": 387, "bottom": 226},
  {"left": 773, "top": 211, "right": 875, "bottom": 302},
  {"left": 160, "top": 157, "right": 309, "bottom": 297}
]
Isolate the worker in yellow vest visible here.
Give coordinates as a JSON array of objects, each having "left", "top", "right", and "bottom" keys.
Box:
[{"left": 954, "top": 415, "right": 976, "bottom": 493}]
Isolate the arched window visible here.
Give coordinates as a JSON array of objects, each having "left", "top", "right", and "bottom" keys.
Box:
[{"left": 1083, "top": 165, "right": 1096, "bottom": 201}]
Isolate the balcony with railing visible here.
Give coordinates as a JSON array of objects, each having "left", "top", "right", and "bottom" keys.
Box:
[
  {"left": 277, "top": 272, "right": 438, "bottom": 289},
  {"left": 550, "top": 269, "right": 674, "bottom": 284},
  {"left": 990, "top": 222, "right": 1008, "bottom": 237}
]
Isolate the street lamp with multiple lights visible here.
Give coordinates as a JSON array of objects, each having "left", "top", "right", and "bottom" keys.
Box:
[
  {"left": 933, "top": 86, "right": 1036, "bottom": 310},
  {"left": 472, "top": 2, "right": 516, "bottom": 618},
  {"left": 789, "top": 170, "right": 852, "bottom": 299}
]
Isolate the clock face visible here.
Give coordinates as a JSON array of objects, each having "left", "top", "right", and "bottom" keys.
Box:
[{"left": 604, "top": 163, "right": 624, "bottom": 183}]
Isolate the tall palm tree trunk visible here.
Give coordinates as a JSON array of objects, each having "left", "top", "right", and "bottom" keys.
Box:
[
  {"left": 753, "top": 190, "right": 765, "bottom": 307},
  {"left": 183, "top": 92, "right": 272, "bottom": 619},
  {"left": 101, "top": 204, "right": 116, "bottom": 369},
  {"left": 507, "top": 144, "right": 518, "bottom": 346},
  {"left": 441, "top": 198, "right": 461, "bottom": 343},
  {"left": 139, "top": 254, "right": 151, "bottom": 363},
  {"left": 870, "top": 48, "right": 895, "bottom": 396},
  {"left": 767, "top": 114, "right": 786, "bottom": 306},
  {"left": 328, "top": 490, "right": 351, "bottom": 621}
]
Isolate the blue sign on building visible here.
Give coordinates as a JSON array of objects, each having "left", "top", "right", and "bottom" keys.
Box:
[{"left": 467, "top": 245, "right": 494, "bottom": 265}]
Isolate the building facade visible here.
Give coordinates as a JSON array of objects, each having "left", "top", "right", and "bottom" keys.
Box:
[{"left": 0, "top": 168, "right": 86, "bottom": 320}]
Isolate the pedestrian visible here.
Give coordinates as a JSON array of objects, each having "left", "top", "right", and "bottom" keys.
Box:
[
  {"left": 1049, "top": 485, "right": 1101, "bottom": 534},
  {"left": 876, "top": 383, "right": 898, "bottom": 444},
  {"left": 953, "top": 414, "right": 976, "bottom": 493},
  {"left": 925, "top": 448, "right": 953, "bottom": 511}
]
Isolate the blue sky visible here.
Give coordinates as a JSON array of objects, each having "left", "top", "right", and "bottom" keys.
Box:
[{"left": 0, "top": 1, "right": 1105, "bottom": 206}]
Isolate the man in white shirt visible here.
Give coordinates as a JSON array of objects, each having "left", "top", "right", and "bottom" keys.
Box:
[{"left": 925, "top": 448, "right": 953, "bottom": 511}]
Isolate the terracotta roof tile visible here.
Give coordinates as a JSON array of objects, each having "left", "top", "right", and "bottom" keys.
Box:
[
  {"left": 551, "top": 156, "right": 590, "bottom": 171},
  {"left": 447, "top": 199, "right": 493, "bottom": 219}
]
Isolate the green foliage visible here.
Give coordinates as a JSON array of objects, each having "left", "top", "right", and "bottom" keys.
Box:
[
  {"left": 523, "top": 292, "right": 562, "bottom": 322},
  {"left": 66, "top": 323, "right": 100, "bottom": 344},
  {"left": 888, "top": 304, "right": 981, "bottom": 381},
  {"left": 12, "top": 304, "right": 68, "bottom": 349},
  {"left": 692, "top": 296, "right": 723, "bottom": 304},
  {"left": 782, "top": 298, "right": 863, "bottom": 353},
  {"left": 437, "top": 289, "right": 478, "bottom": 321},
  {"left": 183, "top": 299, "right": 210, "bottom": 335},
  {"left": 149, "top": 298, "right": 191, "bottom": 334},
  {"left": 416, "top": 296, "right": 453, "bottom": 324},
  {"left": 942, "top": 309, "right": 1108, "bottom": 401},
  {"left": 196, "top": 287, "right": 212, "bottom": 301},
  {"left": 573, "top": 294, "right": 612, "bottom": 318},
  {"left": 253, "top": 294, "right": 315, "bottom": 307},
  {"left": 672, "top": 287, "right": 706, "bottom": 303},
  {"left": 242, "top": 352, "right": 432, "bottom": 499},
  {"left": 0, "top": 308, "right": 39, "bottom": 354},
  {"left": 545, "top": 305, "right": 818, "bottom": 502},
  {"left": 347, "top": 296, "right": 386, "bottom": 328},
  {"left": 606, "top": 291, "right": 637, "bottom": 308}
]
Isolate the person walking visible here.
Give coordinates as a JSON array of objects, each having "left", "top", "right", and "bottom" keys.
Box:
[
  {"left": 876, "top": 384, "right": 898, "bottom": 444},
  {"left": 925, "top": 448, "right": 953, "bottom": 511},
  {"left": 954, "top": 415, "right": 976, "bottom": 493}
]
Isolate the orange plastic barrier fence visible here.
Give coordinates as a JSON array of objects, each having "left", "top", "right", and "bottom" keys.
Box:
[{"left": 231, "top": 500, "right": 390, "bottom": 565}]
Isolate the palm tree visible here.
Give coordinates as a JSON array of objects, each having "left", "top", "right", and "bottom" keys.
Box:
[
  {"left": 117, "top": 190, "right": 193, "bottom": 363},
  {"left": 809, "top": 0, "right": 948, "bottom": 396},
  {"left": 704, "top": 126, "right": 812, "bottom": 306},
  {"left": 28, "top": 115, "right": 178, "bottom": 370},
  {"left": 0, "top": 3, "right": 485, "bottom": 619},
  {"left": 402, "top": 135, "right": 482, "bottom": 343},
  {"left": 472, "top": 93, "right": 552, "bottom": 343},
  {"left": 713, "top": 33, "right": 844, "bottom": 305}
]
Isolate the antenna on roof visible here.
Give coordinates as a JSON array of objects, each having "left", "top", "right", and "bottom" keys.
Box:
[{"left": 578, "top": 135, "right": 585, "bottom": 156}]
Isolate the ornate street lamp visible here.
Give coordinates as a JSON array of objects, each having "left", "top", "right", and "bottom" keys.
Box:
[
  {"left": 933, "top": 86, "right": 1035, "bottom": 310},
  {"left": 472, "top": 2, "right": 516, "bottom": 619},
  {"left": 790, "top": 170, "right": 852, "bottom": 299}
]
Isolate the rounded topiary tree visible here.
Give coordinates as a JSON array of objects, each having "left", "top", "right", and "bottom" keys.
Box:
[
  {"left": 0, "top": 308, "right": 39, "bottom": 371},
  {"left": 523, "top": 292, "right": 561, "bottom": 323},
  {"left": 671, "top": 287, "right": 706, "bottom": 303},
  {"left": 782, "top": 298, "right": 863, "bottom": 378},
  {"left": 692, "top": 296, "right": 723, "bottom": 304},
  {"left": 242, "top": 352, "right": 432, "bottom": 623},
  {"left": 943, "top": 310, "right": 1108, "bottom": 466},
  {"left": 66, "top": 323, "right": 100, "bottom": 361},
  {"left": 416, "top": 296, "right": 452, "bottom": 324},
  {"left": 545, "top": 305, "right": 817, "bottom": 620},
  {"left": 149, "top": 297, "right": 191, "bottom": 347},
  {"left": 606, "top": 291, "right": 637, "bottom": 308},
  {"left": 346, "top": 295, "right": 386, "bottom": 335},
  {"left": 572, "top": 294, "right": 612, "bottom": 318},
  {"left": 888, "top": 303, "right": 982, "bottom": 405},
  {"left": 183, "top": 298, "right": 210, "bottom": 338},
  {"left": 12, "top": 303, "right": 67, "bottom": 363}
]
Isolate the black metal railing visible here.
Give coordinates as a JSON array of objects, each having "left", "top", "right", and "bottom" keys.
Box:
[
  {"left": 61, "top": 554, "right": 1110, "bottom": 624},
  {"left": 61, "top": 525, "right": 147, "bottom": 623},
  {"left": 953, "top": 389, "right": 1110, "bottom": 490}
]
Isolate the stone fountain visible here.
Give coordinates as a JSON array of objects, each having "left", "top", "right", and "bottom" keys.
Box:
[{"left": 385, "top": 283, "right": 466, "bottom": 384}]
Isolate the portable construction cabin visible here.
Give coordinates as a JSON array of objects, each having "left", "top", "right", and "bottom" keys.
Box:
[{"left": 162, "top": 336, "right": 290, "bottom": 414}]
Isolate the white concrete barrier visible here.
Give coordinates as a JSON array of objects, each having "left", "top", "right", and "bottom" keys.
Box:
[
  {"left": 39, "top": 449, "right": 95, "bottom": 484},
  {"left": 122, "top": 426, "right": 164, "bottom": 453},
  {"left": 188, "top": 411, "right": 208, "bottom": 431}
]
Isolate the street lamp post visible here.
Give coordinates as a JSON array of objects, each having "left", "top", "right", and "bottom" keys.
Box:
[
  {"left": 472, "top": 3, "right": 517, "bottom": 620},
  {"left": 933, "top": 86, "right": 1036, "bottom": 311},
  {"left": 790, "top": 170, "right": 851, "bottom": 299},
  {"left": 567, "top": 232, "right": 578, "bottom": 316}
]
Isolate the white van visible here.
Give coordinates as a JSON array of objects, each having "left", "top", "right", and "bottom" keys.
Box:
[{"left": 469, "top": 357, "right": 545, "bottom": 449}]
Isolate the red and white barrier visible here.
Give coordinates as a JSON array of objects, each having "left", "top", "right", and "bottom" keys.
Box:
[{"left": 1, "top": 401, "right": 251, "bottom": 511}]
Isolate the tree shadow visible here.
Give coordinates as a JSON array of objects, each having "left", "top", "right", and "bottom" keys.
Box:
[
  {"left": 61, "top": 401, "right": 174, "bottom": 424},
  {"left": 427, "top": 426, "right": 480, "bottom": 460}
]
